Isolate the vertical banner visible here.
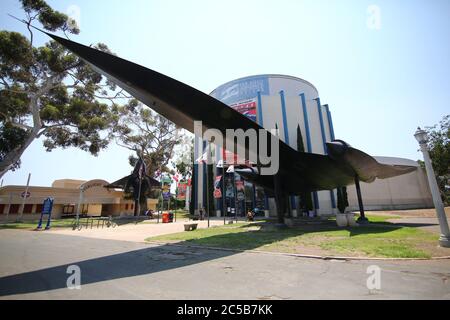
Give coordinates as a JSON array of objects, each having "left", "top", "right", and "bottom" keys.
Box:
[
  {"left": 161, "top": 175, "right": 172, "bottom": 201},
  {"left": 213, "top": 175, "right": 222, "bottom": 199},
  {"left": 236, "top": 180, "right": 245, "bottom": 201},
  {"left": 177, "top": 182, "right": 187, "bottom": 200}
]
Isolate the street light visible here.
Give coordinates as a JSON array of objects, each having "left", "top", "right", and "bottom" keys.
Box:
[{"left": 414, "top": 127, "right": 450, "bottom": 247}]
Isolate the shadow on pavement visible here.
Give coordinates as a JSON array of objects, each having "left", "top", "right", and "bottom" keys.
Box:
[{"left": 0, "top": 220, "right": 402, "bottom": 297}]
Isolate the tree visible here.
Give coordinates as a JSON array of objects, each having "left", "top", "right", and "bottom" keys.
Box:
[
  {"left": 421, "top": 114, "right": 450, "bottom": 204},
  {"left": 172, "top": 136, "right": 194, "bottom": 181},
  {"left": 112, "top": 99, "right": 183, "bottom": 179},
  {"left": 0, "top": 0, "right": 127, "bottom": 179}
]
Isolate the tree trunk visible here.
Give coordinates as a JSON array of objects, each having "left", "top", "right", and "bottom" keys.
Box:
[
  {"left": 0, "top": 126, "right": 40, "bottom": 180},
  {"left": 0, "top": 82, "right": 51, "bottom": 180}
]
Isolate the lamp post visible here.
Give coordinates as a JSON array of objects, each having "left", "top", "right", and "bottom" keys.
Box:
[{"left": 414, "top": 127, "right": 450, "bottom": 247}]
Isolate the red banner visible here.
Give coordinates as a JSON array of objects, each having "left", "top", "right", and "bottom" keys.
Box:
[{"left": 177, "top": 183, "right": 187, "bottom": 200}]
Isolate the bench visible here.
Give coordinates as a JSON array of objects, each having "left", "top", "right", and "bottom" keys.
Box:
[{"left": 184, "top": 223, "right": 198, "bottom": 231}]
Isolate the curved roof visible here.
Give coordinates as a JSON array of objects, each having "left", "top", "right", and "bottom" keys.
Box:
[
  {"left": 209, "top": 74, "right": 319, "bottom": 96},
  {"left": 373, "top": 156, "right": 419, "bottom": 167}
]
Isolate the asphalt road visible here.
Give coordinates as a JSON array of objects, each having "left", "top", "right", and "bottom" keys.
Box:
[{"left": 0, "top": 229, "right": 449, "bottom": 299}]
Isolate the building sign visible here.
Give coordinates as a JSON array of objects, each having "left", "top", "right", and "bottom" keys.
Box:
[
  {"left": 212, "top": 76, "right": 269, "bottom": 105},
  {"left": 21, "top": 191, "right": 31, "bottom": 198},
  {"left": 229, "top": 99, "right": 257, "bottom": 122},
  {"left": 80, "top": 181, "right": 106, "bottom": 192}
]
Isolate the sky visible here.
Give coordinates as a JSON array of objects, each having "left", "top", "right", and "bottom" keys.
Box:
[{"left": 1, "top": 0, "right": 449, "bottom": 187}]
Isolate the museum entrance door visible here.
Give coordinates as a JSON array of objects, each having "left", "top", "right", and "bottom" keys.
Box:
[{"left": 101, "top": 204, "right": 114, "bottom": 217}]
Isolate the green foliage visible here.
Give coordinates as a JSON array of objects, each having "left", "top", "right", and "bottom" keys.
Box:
[
  {"left": 0, "top": 0, "right": 124, "bottom": 176},
  {"left": 113, "top": 99, "right": 182, "bottom": 178},
  {"left": 21, "top": 0, "right": 80, "bottom": 34},
  {"left": 0, "top": 123, "right": 28, "bottom": 170},
  {"left": 424, "top": 115, "right": 450, "bottom": 204}
]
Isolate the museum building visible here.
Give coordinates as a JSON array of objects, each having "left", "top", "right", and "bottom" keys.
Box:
[{"left": 193, "top": 74, "right": 433, "bottom": 217}]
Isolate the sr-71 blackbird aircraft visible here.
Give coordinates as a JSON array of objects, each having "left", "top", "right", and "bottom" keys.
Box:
[{"left": 41, "top": 31, "right": 416, "bottom": 221}]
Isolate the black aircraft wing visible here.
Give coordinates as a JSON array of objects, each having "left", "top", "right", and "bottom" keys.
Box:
[{"left": 45, "top": 32, "right": 416, "bottom": 194}]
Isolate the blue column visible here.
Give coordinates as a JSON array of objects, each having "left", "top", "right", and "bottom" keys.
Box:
[
  {"left": 315, "top": 98, "right": 336, "bottom": 209},
  {"left": 193, "top": 136, "right": 199, "bottom": 210},
  {"left": 280, "top": 91, "right": 296, "bottom": 211},
  {"left": 300, "top": 93, "right": 319, "bottom": 211},
  {"left": 324, "top": 104, "right": 335, "bottom": 141},
  {"left": 325, "top": 104, "right": 337, "bottom": 209},
  {"left": 257, "top": 91, "right": 264, "bottom": 127},
  {"left": 279, "top": 90, "right": 290, "bottom": 145},
  {"left": 202, "top": 141, "right": 207, "bottom": 209},
  {"left": 300, "top": 93, "right": 312, "bottom": 153},
  {"left": 257, "top": 91, "right": 269, "bottom": 211},
  {"left": 315, "top": 98, "right": 327, "bottom": 154}
]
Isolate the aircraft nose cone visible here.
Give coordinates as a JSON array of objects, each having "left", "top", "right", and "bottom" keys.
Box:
[{"left": 326, "top": 141, "right": 347, "bottom": 157}]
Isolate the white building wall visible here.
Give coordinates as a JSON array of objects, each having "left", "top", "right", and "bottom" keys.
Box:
[
  {"left": 347, "top": 165, "right": 433, "bottom": 210},
  {"left": 261, "top": 95, "right": 284, "bottom": 139}
]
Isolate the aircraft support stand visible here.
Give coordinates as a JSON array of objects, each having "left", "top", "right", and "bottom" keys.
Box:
[{"left": 354, "top": 176, "right": 369, "bottom": 224}]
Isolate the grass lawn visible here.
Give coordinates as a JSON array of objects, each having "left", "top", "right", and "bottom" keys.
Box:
[
  {"left": 0, "top": 218, "right": 77, "bottom": 230},
  {"left": 147, "top": 214, "right": 440, "bottom": 258},
  {"left": 173, "top": 209, "right": 191, "bottom": 220}
]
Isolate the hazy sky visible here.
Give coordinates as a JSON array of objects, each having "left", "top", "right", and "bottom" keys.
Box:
[{"left": 1, "top": 0, "right": 449, "bottom": 187}]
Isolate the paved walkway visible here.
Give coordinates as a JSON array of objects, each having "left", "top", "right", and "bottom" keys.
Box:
[
  {"left": 387, "top": 217, "right": 444, "bottom": 233},
  {"left": 0, "top": 229, "right": 449, "bottom": 299},
  {"left": 49, "top": 218, "right": 231, "bottom": 242},
  {"left": 371, "top": 207, "right": 450, "bottom": 234},
  {"left": 366, "top": 207, "right": 450, "bottom": 219}
]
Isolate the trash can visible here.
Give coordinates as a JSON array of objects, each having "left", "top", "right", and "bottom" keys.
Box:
[
  {"left": 162, "top": 212, "right": 169, "bottom": 223},
  {"left": 168, "top": 212, "right": 174, "bottom": 223}
]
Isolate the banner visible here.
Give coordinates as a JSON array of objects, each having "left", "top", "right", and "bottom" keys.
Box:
[
  {"left": 229, "top": 99, "right": 257, "bottom": 122},
  {"left": 213, "top": 176, "right": 222, "bottom": 199},
  {"left": 236, "top": 180, "right": 245, "bottom": 201},
  {"left": 177, "top": 182, "right": 187, "bottom": 200}
]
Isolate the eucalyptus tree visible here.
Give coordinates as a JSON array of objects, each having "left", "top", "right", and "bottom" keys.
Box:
[{"left": 0, "top": 0, "right": 128, "bottom": 179}]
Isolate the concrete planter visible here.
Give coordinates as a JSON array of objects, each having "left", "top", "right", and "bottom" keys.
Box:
[
  {"left": 336, "top": 214, "right": 348, "bottom": 227},
  {"left": 346, "top": 213, "right": 357, "bottom": 226}
]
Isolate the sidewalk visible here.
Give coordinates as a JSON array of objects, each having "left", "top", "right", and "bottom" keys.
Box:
[{"left": 49, "top": 218, "right": 230, "bottom": 242}]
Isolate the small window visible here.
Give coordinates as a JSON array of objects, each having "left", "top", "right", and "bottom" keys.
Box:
[
  {"left": 23, "top": 204, "right": 33, "bottom": 213},
  {"left": 63, "top": 205, "right": 75, "bottom": 214},
  {"left": 9, "top": 204, "right": 19, "bottom": 214},
  {"left": 35, "top": 204, "right": 43, "bottom": 213}
]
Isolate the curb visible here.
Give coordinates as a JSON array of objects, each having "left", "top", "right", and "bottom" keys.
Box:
[{"left": 145, "top": 240, "right": 450, "bottom": 261}]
